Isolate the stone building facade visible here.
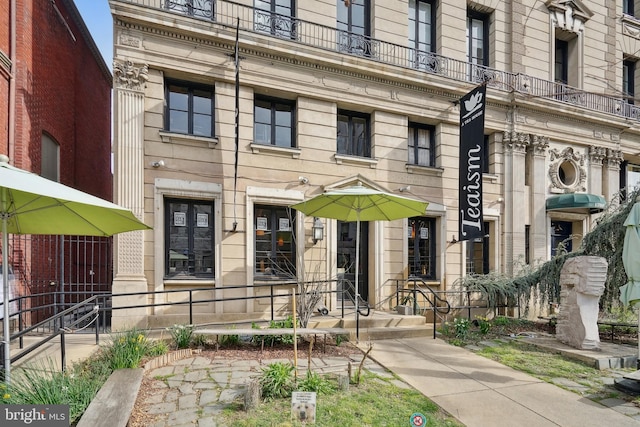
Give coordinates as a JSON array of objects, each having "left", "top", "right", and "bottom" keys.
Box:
[{"left": 109, "top": 0, "right": 640, "bottom": 328}]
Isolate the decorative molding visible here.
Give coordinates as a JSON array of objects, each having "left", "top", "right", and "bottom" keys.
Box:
[
  {"left": 606, "top": 148, "right": 623, "bottom": 169},
  {"left": 113, "top": 59, "right": 149, "bottom": 91},
  {"left": 406, "top": 164, "right": 444, "bottom": 177},
  {"left": 588, "top": 146, "right": 606, "bottom": 165},
  {"left": 622, "top": 14, "right": 640, "bottom": 39},
  {"left": 548, "top": 147, "right": 587, "bottom": 192},
  {"left": 250, "top": 143, "right": 301, "bottom": 159},
  {"left": 159, "top": 131, "right": 218, "bottom": 148},
  {"left": 334, "top": 154, "right": 378, "bottom": 168},
  {"left": 502, "top": 131, "right": 529, "bottom": 153},
  {"left": 546, "top": 0, "right": 593, "bottom": 33},
  {"left": 530, "top": 135, "right": 549, "bottom": 156},
  {"left": 118, "top": 32, "right": 141, "bottom": 48}
]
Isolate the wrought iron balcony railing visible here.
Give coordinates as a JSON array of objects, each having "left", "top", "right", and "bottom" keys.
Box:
[{"left": 119, "top": 0, "right": 640, "bottom": 122}]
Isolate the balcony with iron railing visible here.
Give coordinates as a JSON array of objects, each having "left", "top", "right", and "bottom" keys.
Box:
[{"left": 117, "top": 0, "right": 640, "bottom": 122}]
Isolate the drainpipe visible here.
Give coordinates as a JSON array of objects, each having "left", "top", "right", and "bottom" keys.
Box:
[{"left": 8, "top": 0, "right": 16, "bottom": 163}]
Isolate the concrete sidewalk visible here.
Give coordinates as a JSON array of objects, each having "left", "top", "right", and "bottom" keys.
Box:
[{"left": 366, "top": 337, "right": 640, "bottom": 427}]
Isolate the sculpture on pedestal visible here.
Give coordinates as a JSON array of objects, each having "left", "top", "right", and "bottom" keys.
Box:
[{"left": 556, "top": 256, "right": 608, "bottom": 350}]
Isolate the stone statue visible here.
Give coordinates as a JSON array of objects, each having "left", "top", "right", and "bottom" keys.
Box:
[{"left": 556, "top": 256, "right": 608, "bottom": 350}]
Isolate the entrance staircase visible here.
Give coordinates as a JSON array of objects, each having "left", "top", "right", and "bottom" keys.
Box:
[{"left": 308, "top": 310, "right": 436, "bottom": 341}]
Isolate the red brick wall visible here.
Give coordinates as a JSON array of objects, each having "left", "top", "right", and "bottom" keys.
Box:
[{"left": 10, "top": 0, "right": 112, "bottom": 200}]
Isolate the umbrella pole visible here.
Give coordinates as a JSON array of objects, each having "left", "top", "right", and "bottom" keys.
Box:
[
  {"left": 2, "top": 213, "right": 10, "bottom": 383},
  {"left": 355, "top": 219, "right": 360, "bottom": 343}
]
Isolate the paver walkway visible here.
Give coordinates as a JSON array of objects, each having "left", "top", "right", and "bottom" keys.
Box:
[{"left": 136, "top": 352, "right": 381, "bottom": 427}]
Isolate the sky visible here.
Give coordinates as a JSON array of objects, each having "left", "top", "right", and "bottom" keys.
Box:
[{"left": 74, "top": 0, "right": 113, "bottom": 70}]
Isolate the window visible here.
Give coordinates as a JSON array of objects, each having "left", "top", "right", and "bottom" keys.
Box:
[
  {"left": 337, "top": 110, "right": 370, "bottom": 157},
  {"left": 165, "top": 0, "right": 214, "bottom": 19},
  {"left": 408, "top": 217, "right": 436, "bottom": 279},
  {"left": 466, "top": 221, "right": 489, "bottom": 274},
  {"left": 165, "top": 198, "right": 214, "bottom": 278},
  {"left": 525, "top": 225, "right": 530, "bottom": 265},
  {"left": 254, "top": 96, "right": 295, "bottom": 147},
  {"left": 624, "top": 0, "right": 635, "bottom": 17},
  {"left": 467, "top": 10, "right": 489, "bottom": 81},
  {"left": 409, "top": 0, "right": 436, "bottom": 70},
  {"left": 255, "top": 205, "right": 296, "bottom": 278},
  {"left": 624, "top": 59, "right": 636, "bottom": 105},
  {"left": 255, "top": 0, "right": 296, "bottom": 39},
  {"left": 408, "top": 123, "right": 434, "bottom": 167},
  {"left": 623, "top": 162, "right": 640, "bottom": 200},
  {"left": 555, "top": 39, "right": 568, "bottom": 84},
  {"left": 41, "top": 133, "right": 60, "bottom": 182},
  {"left": 165, "top": 80, "right": 214, "bottom": 137},
  {"left": 336, "top": 0, "right": 373, "bottom": 57}
]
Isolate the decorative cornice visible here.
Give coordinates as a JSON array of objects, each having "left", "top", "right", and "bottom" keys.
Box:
[
  {"left": 115, "top": 19, "right": 453, "bottom": 98},
  {"left": 113, "top": 59, "right": 149, "bottom": 91},
  {"left": 588, "top": 146, "right": 606, "bottom": 165}
]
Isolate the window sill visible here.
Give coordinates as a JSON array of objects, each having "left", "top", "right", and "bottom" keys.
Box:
[
  {"left": 159, "top": 131, "right": 218, "bottom": 148},
  {"left": 250, "top": 143, "right": 301, "bottom": 159},
  {"left": 163, "top": 278, "right": 215, "bottom": 287},
  {"left": 405, "top": 164, "right": 444, "bottom": 176},
  {"left": 334, "top": 154, "right": 378, "bottom": 168},
  {"left": 483, "top": 173, "right": 499, "bottom": 184}
]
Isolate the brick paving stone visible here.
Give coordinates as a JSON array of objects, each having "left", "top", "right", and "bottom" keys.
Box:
[
  {"left": 149, "top": 366, "right": 177, "bottom": 377},
  {"left": 209, "top": 371, "right": 230, "bottom": 385},
  {"left": 599, "top": 398, "right": 640, "bottom": 416},
  {"left": 184, "top": 369, "right": 209, "bottom": 382},
  {"left": 219, "top": 388, "right": 245, "bottom": 403}
]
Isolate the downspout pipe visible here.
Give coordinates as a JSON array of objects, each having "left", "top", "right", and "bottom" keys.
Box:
[{"left": 8, "top": 0, "right": 16, "bottom": 163}]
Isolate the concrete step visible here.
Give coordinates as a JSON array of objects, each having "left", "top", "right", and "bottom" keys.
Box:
[
  {"left": 347, "top": 325, "right": 436, "bottom": 341},
  {"left": 340, "top": 314, "right": 426, "bottom": 329}
]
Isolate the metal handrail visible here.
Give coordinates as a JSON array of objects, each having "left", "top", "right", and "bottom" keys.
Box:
[
  {"left": 1, "top": 296, "right": 100, "bottom": 374},
  {"left": 116, "top": 0, "right": 640, "bottom": 121}
]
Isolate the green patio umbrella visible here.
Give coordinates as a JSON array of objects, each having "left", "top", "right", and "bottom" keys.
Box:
[
  {"left": 620, "top": 201, "right": 640, "bottom": 368},
  {"left": 620, "top": 202, "right": 640, "bottom": 307},
  {"left": 291, "top": 182, "right": 429, "bottom": 341},
  {"left": 0, "top": 155, "right": 150, "bottom": 383}
]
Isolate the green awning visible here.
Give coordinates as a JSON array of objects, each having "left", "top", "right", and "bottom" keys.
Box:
[{"left": 545, "top": 193, "right": 607, "bottom": 213}]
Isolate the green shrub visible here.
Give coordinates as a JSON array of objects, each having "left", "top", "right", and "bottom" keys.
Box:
[
  {"left": 106, "top": 329, "right": 152, "bottom": 369},
  {"left": 492, "top": 316, "right": 511, "bottom": 326},
  {"left": 148, "top": 339, "right": 170, "bottom": 356},
  {"left": 4, "top": 357, "right": 110, "bottom": 424},
  {"left": 167, "top": 324, "right": 194, "bottom": 349},
  {"left": 297, "top": 370, "right": 336, "bottom": 395},
  {"left": 453, "top": 317, "right": 470, "bottom": 340},
  {"left": 252, "top": 316, "right": 298, "bottom": 347},
  {"left": 259, "top": 362, "right": 295, "bottom": 400},
  {"left": 192, "top": 334, "right": 211, "bottom": 348},
  {"left": 475, "top": 316, "right": 491, "bottom": 335}
]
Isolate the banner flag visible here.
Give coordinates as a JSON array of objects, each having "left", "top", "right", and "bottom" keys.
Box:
[{"left": 458, "top": 84, "right": 486, "bottom": 242}]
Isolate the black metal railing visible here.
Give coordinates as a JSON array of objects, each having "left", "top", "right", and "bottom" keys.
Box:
[{"left": 115, "top": 0, "right": 640, "bottom": 121}]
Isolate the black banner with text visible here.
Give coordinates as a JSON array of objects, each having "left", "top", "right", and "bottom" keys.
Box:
[{"left": 458, "top": 85, "right": 486, "bottom": 242}]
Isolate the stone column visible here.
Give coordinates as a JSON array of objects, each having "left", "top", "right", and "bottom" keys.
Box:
[
  {"left": 603, "top": 149, "right": 623, "bottom": 203},
  {"left": 502, "top": 132, "right": 528, "bottom": 275},
  {"left": 529, "top": 135, "right": 549, "bottom": 264},
  {"left": 588, "top": 146, "right": 606, "bottom": 196},
  {"left": 111, "top": 60, "right": 149, "bottom": 330}
]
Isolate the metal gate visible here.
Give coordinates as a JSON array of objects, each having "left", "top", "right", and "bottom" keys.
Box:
[{"left": 3, "top": 234, "right": 112, "bottom": 328}]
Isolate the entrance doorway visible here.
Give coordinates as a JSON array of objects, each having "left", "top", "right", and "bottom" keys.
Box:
[
  {"left": 337, "top": 221, "right": 368, "bottom": 306},
  {"left": 551, "top": 220, "right": 573, "bottom": 256}
]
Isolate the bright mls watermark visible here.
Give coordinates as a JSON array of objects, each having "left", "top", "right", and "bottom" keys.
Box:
[{"left": 1, "top": 405, "right": 68, "bottom": 426}]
